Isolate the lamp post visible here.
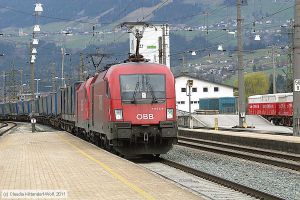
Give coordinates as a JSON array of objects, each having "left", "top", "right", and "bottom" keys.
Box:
[
  {"left": 61, "top": 32, "right": 72, "bottom": 88},
  {"left": 65, "top": 52, "right": 71, "bottom": 86},
  {"left": 179, "top": 55, "right": 187, "bottom": 75},
  {"left": 237, "top": 0, "right": 246, "bottom": 127},
  {"left": 293, "top": 0, "right": 300, "bottom": 136},
  {"left": 52, "top": 76, "right": 59, "bottom": 92},
  {"left": 29, "top": 2, "right": 43, "bottom": 133},
  {"left": 34, "top": 78, "right": 40, "bottom": 98},
  {"left": 0, "top": 54, "right": 6, "bottom": 103},
  {"left": 267, "top": 45, "right": 283, "bottom": 94},
  {"left": 1, "top": 71, "right": 7, "bottom": 103},
  {"left": 21, "top": 83, "right": 26, "bottom": 100},
  {"left": 272, "top": 46, "right": 277, "bottom": 94},
  {"left": 61, "top": 48, "right": 65, "bottom": 87}
]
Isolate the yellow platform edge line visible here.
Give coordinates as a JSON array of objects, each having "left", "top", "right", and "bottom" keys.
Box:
[{"left": 60, "top": 135, "right": 156, "bottom": 200}]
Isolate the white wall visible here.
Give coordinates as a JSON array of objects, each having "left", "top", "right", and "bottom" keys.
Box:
[
  {"left": 130, "top": 24, "right": 170, "bottom": 68},
  {"left": 175, "top": 76, "right": 234, "bottom": 112}
]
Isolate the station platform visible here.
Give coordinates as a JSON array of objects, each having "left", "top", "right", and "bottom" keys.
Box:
[
  {"left": 191, "top": 114, "right": 293, "bottom": 134},
  {"left": 178, "top": 127, "right": 300, "bottom": 154},
  {"left": 0, "top": 129, "right": 202, "bottom": 200}
]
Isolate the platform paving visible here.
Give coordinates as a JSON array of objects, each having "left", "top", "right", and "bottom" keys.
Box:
[
  {"left": 179, "top": 127, "right": 300, "bottom": 143},
  {"left": 0, "top": 130, "right": 202, "bottom": 200},
  {"left": 192, "top": 114, "right": 293, "bottom": 134}
]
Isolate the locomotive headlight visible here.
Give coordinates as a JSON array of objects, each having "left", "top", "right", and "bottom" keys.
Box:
[
  {"left": 167, "top": 108, "right": 174, "bottom": 119},
  {"left": 114, "top": 109, "right": 123, "bottom": 120}
]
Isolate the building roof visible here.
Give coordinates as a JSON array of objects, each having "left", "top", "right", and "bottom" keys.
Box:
[{"left": 175, "top": 74, "right": 236, "bottom": 89}]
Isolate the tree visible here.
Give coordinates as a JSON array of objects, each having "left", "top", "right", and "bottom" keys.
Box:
[{"left": 234, "top": 72, "right": 269, "bottom": 101}]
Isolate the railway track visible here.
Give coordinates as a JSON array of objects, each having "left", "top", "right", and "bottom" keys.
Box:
[
  {"left": 0, "top": 122, "right": 8, "bottom": 129},
  {"left": 0, "top": 122, "right": 17, "bottom": 136},
  {"left": 160, "top": 158, "right": 284, "bottom": 200},
  {"left": 178, "top": 136, "right": 300, "bottom": 172}
]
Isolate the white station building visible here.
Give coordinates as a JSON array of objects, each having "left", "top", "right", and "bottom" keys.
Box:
[
  {"left": 130, "top": 24, "right": 170, "bottom": 68},
  {"left": 175, "top": 75, "right": 235, "bottom": 112}
]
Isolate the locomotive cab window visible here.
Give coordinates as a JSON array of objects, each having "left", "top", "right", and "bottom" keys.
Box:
[{"left": 120, "top": 74, "right": 166, "bottom": 103}]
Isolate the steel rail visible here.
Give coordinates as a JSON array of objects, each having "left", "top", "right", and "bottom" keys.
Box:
[
  {"left": 0, "top": 122, "right": 17, "bottom": 136},
  {"left": 160, "top": 158, "right": 284, "bottom": 200},
  {"left": 0, "top": 122, "right": 8, "bottom": 129},
  {"left": 178, "top": 136, "right": 300, "bottom": 171}
]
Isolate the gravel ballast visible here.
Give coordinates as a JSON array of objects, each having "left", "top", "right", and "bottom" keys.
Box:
[{"left": 161, "top": 145, "right": 300, "bottom": 200}]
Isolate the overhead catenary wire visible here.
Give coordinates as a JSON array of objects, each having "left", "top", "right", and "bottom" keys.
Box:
[
  {"left": 0, "top": 5, "right": 108, "bottom": 25},
  {"left": 168, "top": 3, "right": 295, "bottom": 57},
  {"left": 0, "top": 1, "right": 296, "bottom": 62},
  {"left": 150, "top": 4, "right": 228, "bottom": 23},
  {"left": 137, "top": 0, "right": 170, "bottom": 22}
]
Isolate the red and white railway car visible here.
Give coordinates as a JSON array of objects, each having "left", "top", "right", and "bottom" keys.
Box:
[
  {"left": 75, "top": 62, "right": 177, "bottom": 156},
  {"left": 277, "top": 93, "right": 293, "bottom": 117},
  {"left": 248, "top": 93, "right": 293, "bottom": 126}
]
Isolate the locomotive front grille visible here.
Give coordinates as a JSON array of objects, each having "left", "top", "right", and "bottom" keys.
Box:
[{"left": 160, "top": 121, "right": 175, "bottom": 128}]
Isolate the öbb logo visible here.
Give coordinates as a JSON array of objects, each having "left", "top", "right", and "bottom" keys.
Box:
[{"left": 136, "top": 114, "right": 154, "bottom": 120}]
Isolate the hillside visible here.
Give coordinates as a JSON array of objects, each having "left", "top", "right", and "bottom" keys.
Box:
[{"left": 0, "top": 0, "right": 295, "bottom": 92}]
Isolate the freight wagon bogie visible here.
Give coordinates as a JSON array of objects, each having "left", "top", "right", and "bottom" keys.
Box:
[{"left": 262, "top": 115, "right": 293, "bottom": 126}]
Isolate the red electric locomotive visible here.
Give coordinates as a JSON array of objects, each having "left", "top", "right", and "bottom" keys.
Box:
[
  {"left": 76, "top": 62, "right": 177, "bottom": 156},
  {"left": 76, "top": 76, "right": 97, "bottom": 136}
]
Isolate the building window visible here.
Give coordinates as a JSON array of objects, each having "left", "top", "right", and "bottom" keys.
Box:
[
  {"left": 214, "top": 87, "right": 219, "bottom": 92},
  {"left": 192, "top": 88, "right": 197, "bottom": 92},
  {"left": 203, "top": 87, "right": 208, "bottom": 92},
  {"left": 181, "top": 101, "right": 185, "bottom": 104},
  {"left": 181, "top": 88, "right": 186, "bottom": 92}
]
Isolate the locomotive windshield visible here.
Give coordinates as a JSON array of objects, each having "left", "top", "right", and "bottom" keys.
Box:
[{"left": 120, "top": 74, "right": 166, "bottom": 103}]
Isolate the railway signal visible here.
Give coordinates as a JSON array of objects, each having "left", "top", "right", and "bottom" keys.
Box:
[
  {"left": 31, "top": 117, "right": 36, "bottom": 133},
  {"left": 186, "top": 79, "right": 193, "bottom": 128}
]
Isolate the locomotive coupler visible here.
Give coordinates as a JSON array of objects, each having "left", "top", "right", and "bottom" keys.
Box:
[{"left": 144, "top": 132, "right": 149, "bottom": 143}]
